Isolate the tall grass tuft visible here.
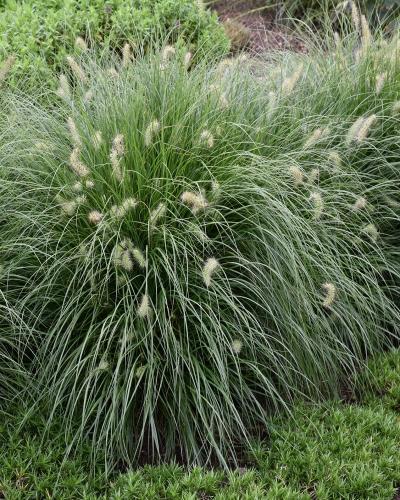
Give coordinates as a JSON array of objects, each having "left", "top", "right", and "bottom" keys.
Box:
[{"left": 0, "top": 23, "right": 399, "bottom": 468}]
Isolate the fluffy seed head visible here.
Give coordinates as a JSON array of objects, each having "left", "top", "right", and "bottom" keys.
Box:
[
  {"left": 309, "top": 192, "right": 324, "bottom": 220},
  {"left": 110, "top": 205, "right": 126, "bottom": 218},
  {"left": 231, "top": 339, "right": 243, "bottom": 354},
  {"left": 110, "top": 134, "right": 125, "bottom": 181},
  {"left": 67, "top": 117, "right": 82, "bottom": 147},
  {"left": 85, "top": 180, "right": 94, "bottom": 189},
  {"left": 375, "top": 73, "right": 387, "bottom": 95},
  {"left": 137, "top": 294, "right": 151, "bottom": 318},
  {"left": 98, "top": 359, "right": 109, "bottom": 371},
  {"left": 112, "top": 134, "right": 125, "bottom": 156},
  {"left": 69, "top": 148, "right": 90, "bottom": 177},
  {"left": 392, "top": 101, "right": 400, "bottom": 115},
  {"left": 184, "top": 51, "right": 192, "bottom": 69},
  {"left": 72, "top": 181, "right": 83, "bottom": 193},
  {"left": 122, "top": 197, "right": 137, "bottom": 211},
  {"left": 361, "top": 14, "right": 371, "bottom": 49},
  {"left": 121, "top": 250, "right": 133, "bottom": 272},
  {"left": 210, "top": 180, "right": 221, "bottom": 202},
  {"left": 322, "top": 282, "right": 336, "bottom": 308},
  {"left": 149, "top": 203, "right": 166, "bottom": 227},
  {"left": 132, "top": 248, "right": 146, "bottom": 269},
  {"left": 75, "top": 195, "right": 86, "bottom": 205},
  {"left": 0, "top": 55, "right": 15, "bottom": 85},
  {"left": 202, "top": 257, "right": 221, "bottom": 287},
  {"left": 75, "top": 36, "right": 88, "bottom": 51},
  {"left": 363, "top": 223, "right": 378, "bottom": 242},
  {"left": 199, "top": 130, "right": 214, "bottom": 149},
  {"left": 346, "top": 116, "right": 365, "bottom": 145},
  {"left": 56, "top": 74, "right": 71, "bottom": 100},
  {"left": 307, "top": 168, "right": 319, "bottom": 185},
  {"left": 107, "top": 67, "right": 119, "bottom": 78},
  {"left": 61, "top": 200, "right": 77, "bottom": 216},
  {"left": 88, "top": 210, "right": 103, "bottom": 225},
  {"left": 328, "top": 151, "right": 342, "bottom": 169},
  {"left": 188, "top": 222, "right": 209, "bottom": 242},
  {"left": 84, "top": 89, "right": 93, "bottom": 103},
  {"left": 122, "top": 43, "right": 132, "bottom": 68},
  {"left": 355, "top": 114, "right": 377, "bottom": 143},
  {"left": 181, "top": 191, "right": 209, "bottom": 214},
  {"left": 350, "top": 1, "right": 360, "bottom": 31},
  {"left": 303, "top": 128, "right": 323, "bottom": 149},
  {"left": 66, "top": 55, "right": 87, "bottom": 83},
  {"left": 289, "top": 166, "right": 304, "bottom": 187},
  {"left": 144, "top": 120, "right": 161, "bottom": 146},
  {"left": 93, "top": 131, "right": 102, "bottom": 150},
  {"left": 282, "top": 64, "right": 303, "bottom": 96},
  {"left": 353, "top": 196, "right": 367, "bottom": 211}
]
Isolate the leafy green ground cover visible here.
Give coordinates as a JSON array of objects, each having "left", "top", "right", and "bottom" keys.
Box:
[
  {"left": 0, "top": 0, "right": 229, "bottom": 87},
  {"left": 1, "top": 350, "right": 400, "bottom": 499}
]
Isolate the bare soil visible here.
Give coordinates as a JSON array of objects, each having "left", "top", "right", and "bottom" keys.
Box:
[{"left": 211, "top": 0, "right": 308, "bottom": 54}]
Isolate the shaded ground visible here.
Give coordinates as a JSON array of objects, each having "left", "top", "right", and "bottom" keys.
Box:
[{"left": 211, "top": 0, "right": 308, "bottom": 53}]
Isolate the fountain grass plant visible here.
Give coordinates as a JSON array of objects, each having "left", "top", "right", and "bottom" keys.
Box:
[{"left": 0, "top": 10, "right": 399, "bottom": 468}]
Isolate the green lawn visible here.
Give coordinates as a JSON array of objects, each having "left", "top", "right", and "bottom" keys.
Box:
[{"left": 1, "top": 350, "right": 400, "bottom": 499}]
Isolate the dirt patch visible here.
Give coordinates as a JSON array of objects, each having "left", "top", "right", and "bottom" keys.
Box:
[{"left": 211, "top": 1, "right": 308, "bottom": 54}]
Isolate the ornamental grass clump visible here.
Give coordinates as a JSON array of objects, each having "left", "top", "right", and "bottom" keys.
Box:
[{"left": 0, "top": 23, "right": 399, "bottom": 468}]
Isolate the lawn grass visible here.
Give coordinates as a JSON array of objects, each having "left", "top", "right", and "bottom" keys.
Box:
[{"left": 2, "top": 350, "right": 400, "bottom": 499}]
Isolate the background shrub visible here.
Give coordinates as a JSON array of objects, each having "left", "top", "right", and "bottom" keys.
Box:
[
  {"left": 0, "top": 0, "right": 229, "bottom": 87},
  {"left": 1, "top": 9, "right": 399, "bottom": 467}
]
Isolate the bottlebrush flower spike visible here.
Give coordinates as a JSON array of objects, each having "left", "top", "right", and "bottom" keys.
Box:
[
  {"left": 355, "top": 115, "right": 377, "bottom": 143},
  {"left": 199, "top": 130, "right": 214, "bottom": 149},
  {"left": 303, "top": 128, "right": 323, "bottom": 149},
  {"left": 137, "top": 294, "right": 152, "bottom": 318},
  {"left": 144, "top": 119, "right": 161, "bottom": 146},
  {"left": 361, "top": 14, "right": 371, "bottom": 50},
  {"left": 181, "top": 191, "right": 209, "bottom": 214},
  {"left": 67, "top": 117, "right": 82, "bottom": 147},
  {"left": 353, "top": 196, "right": 367, "bottom": 211},
  {"left": 75, "top": 37, "right": 88, "bottom": 51},
  {"left": 350, "top": 1, "right": 360, "bottom": 31},
  {"left": 56, "top": 74, "right": 71, "bottom": 101},
  {"left": 0, "top": 55, "right": 15, "bottom": 86},
  {"left": 122, "top": 43, "right": 132, "bottom": 68},
  {"left": 202, "top": 257, "right": 221, "bottom": 287},
  {"left": 231, "top": 339, "right": 243, "bottom": 354},
  {"left": 69, "top": 148, "right": 90, "bottom": 177},
  {"left": 289, "top": 166, "right": 304, "bottom": 187},
  {"left": 132, "top": 247, "right": 147, "bottom": 269},
  {"left": 282, "top": 64, "right": 303, "bottom": 96},
  {"left": 375, "top": 73, "right": 387, "bottom": 95},
  {"left": 66, "top": 55, "right": 87, "bottom": 83},
  {"left": 184, "top": 51, "right": 192, "bottom": 69},
  {"left": 345, "top": 116, "right": 365, "bottom": 145},
  {"left": 363, "top": 223, "right": 378, "bottom": 242},
  {"left": 307, "top": 168, "right": 320, "bottom": 185},
  {"left": 322, "top": 282, "right": 336, "bottom": 308},
  {"left": 392, "top": 101, "right": 400, "bottom": 114},
  {"left": 93, "top": 131, "right": 102, "bottom": 150},
  {"left": 328, "top": 151, "right": 342, "bottom": 170},
  {"left": 309, "top": 192, "right": 324, "bottom": 220},
  {"left": 149, "top": 203, "right": 166, "bottom": 227},
  {"left": 88, "top": 210, "right": 104, "bottom": 225},
  {"left": 110, "top": 134, "right": 125, "bottom": 181},
  {"left": 61, "top": 200, "right": 77, "bottom": 216}
]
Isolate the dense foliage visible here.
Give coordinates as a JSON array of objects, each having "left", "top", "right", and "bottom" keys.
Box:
[
  {"left": 2, "top": 350, "right": 400, "bottom": 498},
  {"left": 1, "top": 3, "right": 400, "bottom": 468},
  {"left": 0, "top": 0, "right": 229, "bottom": 87}
]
